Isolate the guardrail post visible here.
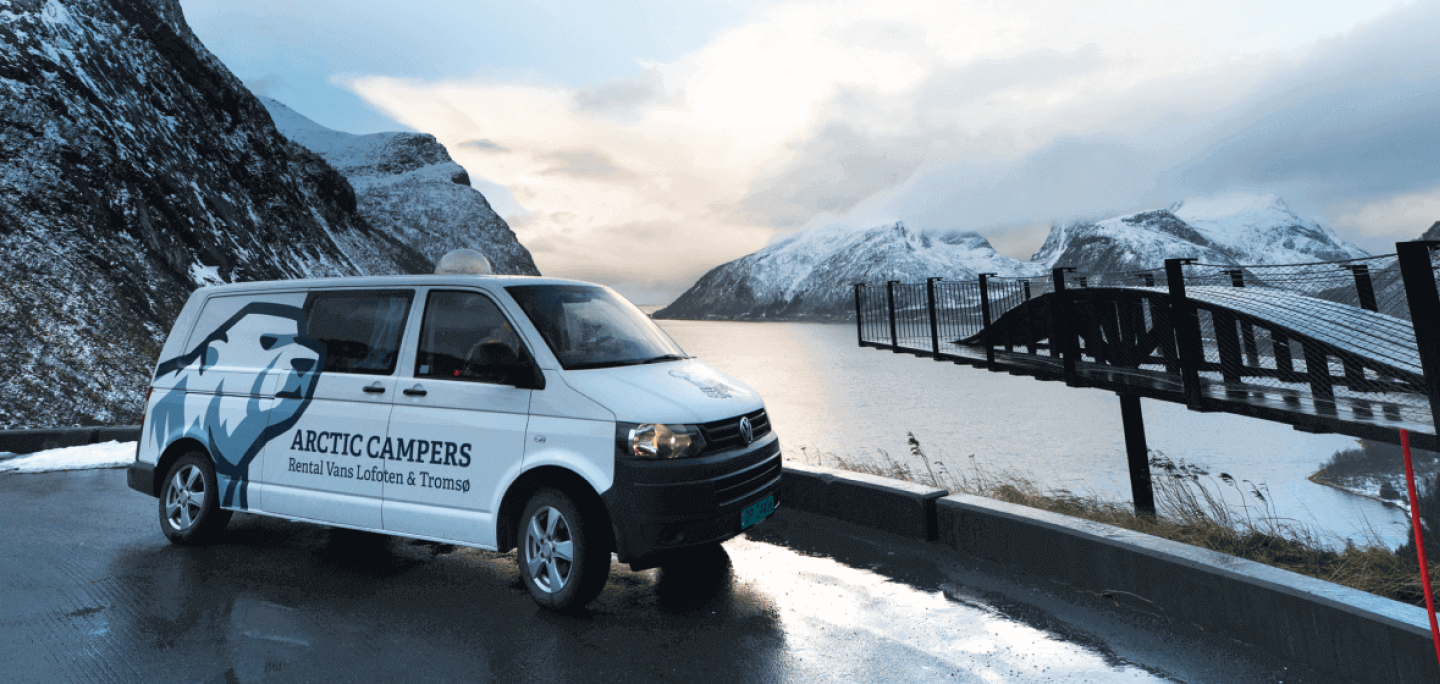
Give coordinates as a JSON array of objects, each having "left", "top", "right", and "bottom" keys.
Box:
[
  {"left": 1398, "top": 241, "right": 1440, "bottom": 433},
  {"left": 886, "top": 280, "right": 899, "bottom": 350},
  {"left": 979, "top": 273, "right": 997, "bottom": 367},
  {"left": 1227, "top": 269, "right": 1245, "bottom": 288},
  {"left": 1053, "top": 267, "right": 1077, "bottom": 384},
  {"left": 1346, "top": 264, "right": 1379, "bottom": 312},
  {"left": 1166, "top": 258, "right": 1205, "bottom": 410},
  {"left": 854, "top": 283, "right": 865, "bottom": 346},
  {"left": 927, "top": 277, "right": 942, "bottom": 359}
]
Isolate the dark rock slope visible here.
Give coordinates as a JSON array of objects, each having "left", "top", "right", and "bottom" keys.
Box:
[
  {"left": 259, "top": 97, "right": 538, "bottom": 276},
  {"left": 0, "top": 0, "right": 430, "bottom": 428}
]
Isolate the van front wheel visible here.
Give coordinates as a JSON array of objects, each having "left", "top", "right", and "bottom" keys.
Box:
[{"left": 516, "top": 488, "right": 609, "bottom": 611}]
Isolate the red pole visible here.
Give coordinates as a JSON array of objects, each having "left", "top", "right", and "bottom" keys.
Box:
[{"left": 1401, "top": 428, "right": 1440, "bottom": 673}]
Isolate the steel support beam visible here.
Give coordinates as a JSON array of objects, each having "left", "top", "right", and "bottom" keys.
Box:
[{"left": 1120, "top": 393, "right": 1156, "bottom": 516}]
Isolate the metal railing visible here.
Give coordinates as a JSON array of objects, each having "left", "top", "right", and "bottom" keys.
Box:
[{"left": 855, "top": 241, "right": 1440, "bottom": 451}]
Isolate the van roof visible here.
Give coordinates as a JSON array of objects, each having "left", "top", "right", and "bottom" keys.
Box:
[{"left": 190, "top": 274, "right": 600, "bottom": 295}]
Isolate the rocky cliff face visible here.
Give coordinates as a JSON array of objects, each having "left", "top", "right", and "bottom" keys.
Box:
[
  {"left": 258, "top": 97, "right": 538, "bottom": 276},
  {"left": 654, "top": 222, "right": 1041, "bottom": 320},
  {"left": 0, "top": 0, "right": 433, "bottom": 428}
]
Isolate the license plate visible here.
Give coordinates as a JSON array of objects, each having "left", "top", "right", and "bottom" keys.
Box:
[{"left": 740, "top": 495, "right": 775, "bottom": 530}]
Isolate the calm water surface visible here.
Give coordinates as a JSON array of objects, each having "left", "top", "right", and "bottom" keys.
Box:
[{"left": 652, "top": 316, "right": 1410, "bottom": 548}]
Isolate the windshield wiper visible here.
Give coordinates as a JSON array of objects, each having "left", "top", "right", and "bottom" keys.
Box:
[{"left": 639, "top": 354, "right": 689, "bottom": 364}]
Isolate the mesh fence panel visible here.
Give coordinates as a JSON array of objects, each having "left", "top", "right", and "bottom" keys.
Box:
[
  {"left": 893, "top": 282, "right": 930, "bottom": 350},
  {"left": 934, "top": 280, "right": 983, "bottom": 346},
  {"left": 856, "top": 285, "right": 890, "bottom": 345},
  {"left": 1178, "top": 256, "right": 1428, "bottom": 426}
]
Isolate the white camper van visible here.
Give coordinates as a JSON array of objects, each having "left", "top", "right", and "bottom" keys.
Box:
[{"left": 127, "top": 268, "right": 779, "bottom": 611}]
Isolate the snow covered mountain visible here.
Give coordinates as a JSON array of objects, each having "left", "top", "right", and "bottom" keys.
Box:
[
  {"left": 258, "top": 98, "right": 538, "bottom": 276},
  {"left": 654, "top": 222, "right": 1042, "bottom": 319},
  {"left": 661, "top": 194, "right": 1370, "bottom": 320},
  {"left": 1033, "top": 194, "right": 1369, "bottom": 273},
  {"left": 0, "top": 0, "right": 456, "bottom": 428}
]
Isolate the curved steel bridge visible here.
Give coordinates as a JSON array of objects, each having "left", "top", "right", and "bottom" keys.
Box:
[{"left": 855, "top": 244, "right": 1440, "bottom": 512}]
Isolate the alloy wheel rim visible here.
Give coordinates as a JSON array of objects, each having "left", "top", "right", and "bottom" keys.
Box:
[
  {"left": 164, "top": 465, "right": 205, "bottom": 531},
  {"left": 524, "top": 506, "right": 574, "bottom": 594}
]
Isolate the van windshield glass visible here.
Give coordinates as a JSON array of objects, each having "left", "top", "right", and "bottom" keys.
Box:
[{"left": 506, "top": 285, "right": 687, "bottom": 370}]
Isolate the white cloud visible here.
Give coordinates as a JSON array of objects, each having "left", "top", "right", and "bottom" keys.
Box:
[
  {"left": 342, "top": 0, "right": 1425, "bottom": 301},
  {"left": 1332, "top": 187, "right": 1440, "bottom": 243}
]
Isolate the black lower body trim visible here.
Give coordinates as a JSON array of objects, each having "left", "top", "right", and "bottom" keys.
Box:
[{"left": 127, "top": 462, "right": 155, "bottom": 497}]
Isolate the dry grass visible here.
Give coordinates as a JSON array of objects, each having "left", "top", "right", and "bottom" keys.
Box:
[{"left": 799, "top": 433, "right": 1439, "bottom": 608}]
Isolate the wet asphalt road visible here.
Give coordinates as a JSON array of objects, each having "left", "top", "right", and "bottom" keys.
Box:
[{"left": 1, "top": 469, "right": 1337, "bottom": 683}]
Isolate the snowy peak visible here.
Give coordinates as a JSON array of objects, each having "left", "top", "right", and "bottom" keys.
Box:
[
  {"left": 259, "top": 97, "right": 466, "bottom": 186},
  {"left": 1033, "top": 209, "right": 1231, "bottom": 274},
  {"left": 1169, "top": 192, "right": 1367, "bottom": 265},
  {"left": 659, "top": 192, "right": 1374, "bottom": 320},
  {"left": 257, "top": 97, "right": 539, "bottom": 276},
  {"left": 1034, "top": 194, "right": 1368, "bottom": 275},
  {"left": 655, "top": 221, "right": 1039, "bottom": 319}
]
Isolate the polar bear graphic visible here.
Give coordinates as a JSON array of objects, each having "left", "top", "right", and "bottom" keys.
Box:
[{"left": 149, "top": 303, "right": 325, "bottom": 508}]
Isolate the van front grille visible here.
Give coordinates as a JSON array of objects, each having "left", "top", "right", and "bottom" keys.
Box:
[
  {"left": 698, "top": 409, "right": 771, "bottom": 453},
  {"left": 714, "top": 454, "right": 782, "bottom": 507}
]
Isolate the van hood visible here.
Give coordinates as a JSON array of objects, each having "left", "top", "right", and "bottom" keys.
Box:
[{"left": 558, "top": 358, "right": 763, "bottom": 424}]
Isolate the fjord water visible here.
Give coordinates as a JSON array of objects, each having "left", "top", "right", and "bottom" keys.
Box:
[{"left": 652, "top": 316, "right": 1410, "bottom": 548}]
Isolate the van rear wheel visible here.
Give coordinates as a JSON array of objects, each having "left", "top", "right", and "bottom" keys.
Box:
[
  {"left": 516, "top": 488, "right": 609, "bottom": 611},
  {"left": 158, "top": 452, "right": 231, "bottom": 546}
]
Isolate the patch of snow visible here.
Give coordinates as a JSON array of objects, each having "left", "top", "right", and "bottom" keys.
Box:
[
  {"left": 0, "top": 440, "right": 135, "bottom": 473},
  {"left": 189, "top": 263, "right": 223, "bottom": 286},
  {"left": 1171, "top": 192, "right": 1285, "bottom": 223}
]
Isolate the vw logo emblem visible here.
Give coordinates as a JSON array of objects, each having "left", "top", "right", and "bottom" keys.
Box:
[{"left": 738, "top": 416, "right": 754, "bottom": 445}]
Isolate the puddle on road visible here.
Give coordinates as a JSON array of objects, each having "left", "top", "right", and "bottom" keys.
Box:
[{"left": 721, "top": 536, "right": 1165, "bottom": 683}]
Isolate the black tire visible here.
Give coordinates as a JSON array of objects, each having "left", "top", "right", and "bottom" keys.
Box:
[
  {"left": 158, "top": 452, "right": 232, "bottom": 546},
  {"left": 516, "top": 487, "right": 610, "bottom": 611}
]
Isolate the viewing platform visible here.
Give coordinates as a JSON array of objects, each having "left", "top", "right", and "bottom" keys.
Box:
[{"left": 855, "top": 242, "right": 1440, "bottom": 513}]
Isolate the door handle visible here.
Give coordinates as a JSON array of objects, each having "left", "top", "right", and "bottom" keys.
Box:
[
  {"left": 362, "top": 383, "right": 386, "bottom": 394},
  {"left": 403, "top": 385, "right": 427, "bottom": 397}
]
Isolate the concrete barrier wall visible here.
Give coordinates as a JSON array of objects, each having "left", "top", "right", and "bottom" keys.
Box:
[
  {"left": 0, "top": 426, "right": 140, "bottom": 457},
  {"left": 780, "top": 464, "right": 1437, "bottom": 684},
  {"left": 780, "top": 461, "right": 946, "bottom": 540}
]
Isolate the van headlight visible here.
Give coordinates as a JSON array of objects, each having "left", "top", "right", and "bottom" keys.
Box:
[{"left": 617, "top": 422, "right": 707, "bottom": 459}]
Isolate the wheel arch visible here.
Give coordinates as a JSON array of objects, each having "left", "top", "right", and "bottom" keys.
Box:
[
  {"left": 152, "top": 438, "right": 209, "bottom": 496},
  {"left": 496, "top": 465, "right": 613, "bottom": 554}
]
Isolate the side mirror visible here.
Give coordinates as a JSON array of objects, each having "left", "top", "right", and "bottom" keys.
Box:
[{"left": 502, "top": 362, "right": 546, "bottom": 391}]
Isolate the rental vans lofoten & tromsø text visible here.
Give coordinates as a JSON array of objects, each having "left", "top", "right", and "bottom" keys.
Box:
[{"left": 127, "top": 250, "right": 780, "bottom": 611}]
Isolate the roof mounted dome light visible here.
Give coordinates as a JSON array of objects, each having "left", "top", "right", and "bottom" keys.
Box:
[{"left": 434, "top": 249, "right": 493, "bottom": 275}]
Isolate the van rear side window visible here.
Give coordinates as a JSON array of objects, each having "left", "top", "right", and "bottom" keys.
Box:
[{"left": 303, "top": 290, "right": 413, "bottom": 375}]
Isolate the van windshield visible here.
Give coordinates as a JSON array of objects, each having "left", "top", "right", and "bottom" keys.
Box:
[{"left": 505, "top": 285, "right": 688, "bottom": 370}]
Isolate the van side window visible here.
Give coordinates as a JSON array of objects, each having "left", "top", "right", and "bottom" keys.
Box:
[
  {"left": 303, "top": 290, "right": 413, "bottom": 375},
  {"left": 416, "top": 291, "right": 526, "bottom": 383}
]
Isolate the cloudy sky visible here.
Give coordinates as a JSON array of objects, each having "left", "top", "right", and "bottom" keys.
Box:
[{"left": 182, "top": 0, "right": 1439, "bottom": 304}]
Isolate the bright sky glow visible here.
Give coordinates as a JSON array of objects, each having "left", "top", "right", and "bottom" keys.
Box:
[{"left": 182, "top": 0, "right": 1434, "bottom": 303}]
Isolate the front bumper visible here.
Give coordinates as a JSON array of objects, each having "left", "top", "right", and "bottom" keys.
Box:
[{"left": 603, "top": 432, "right": 781, "bottom": 566}]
